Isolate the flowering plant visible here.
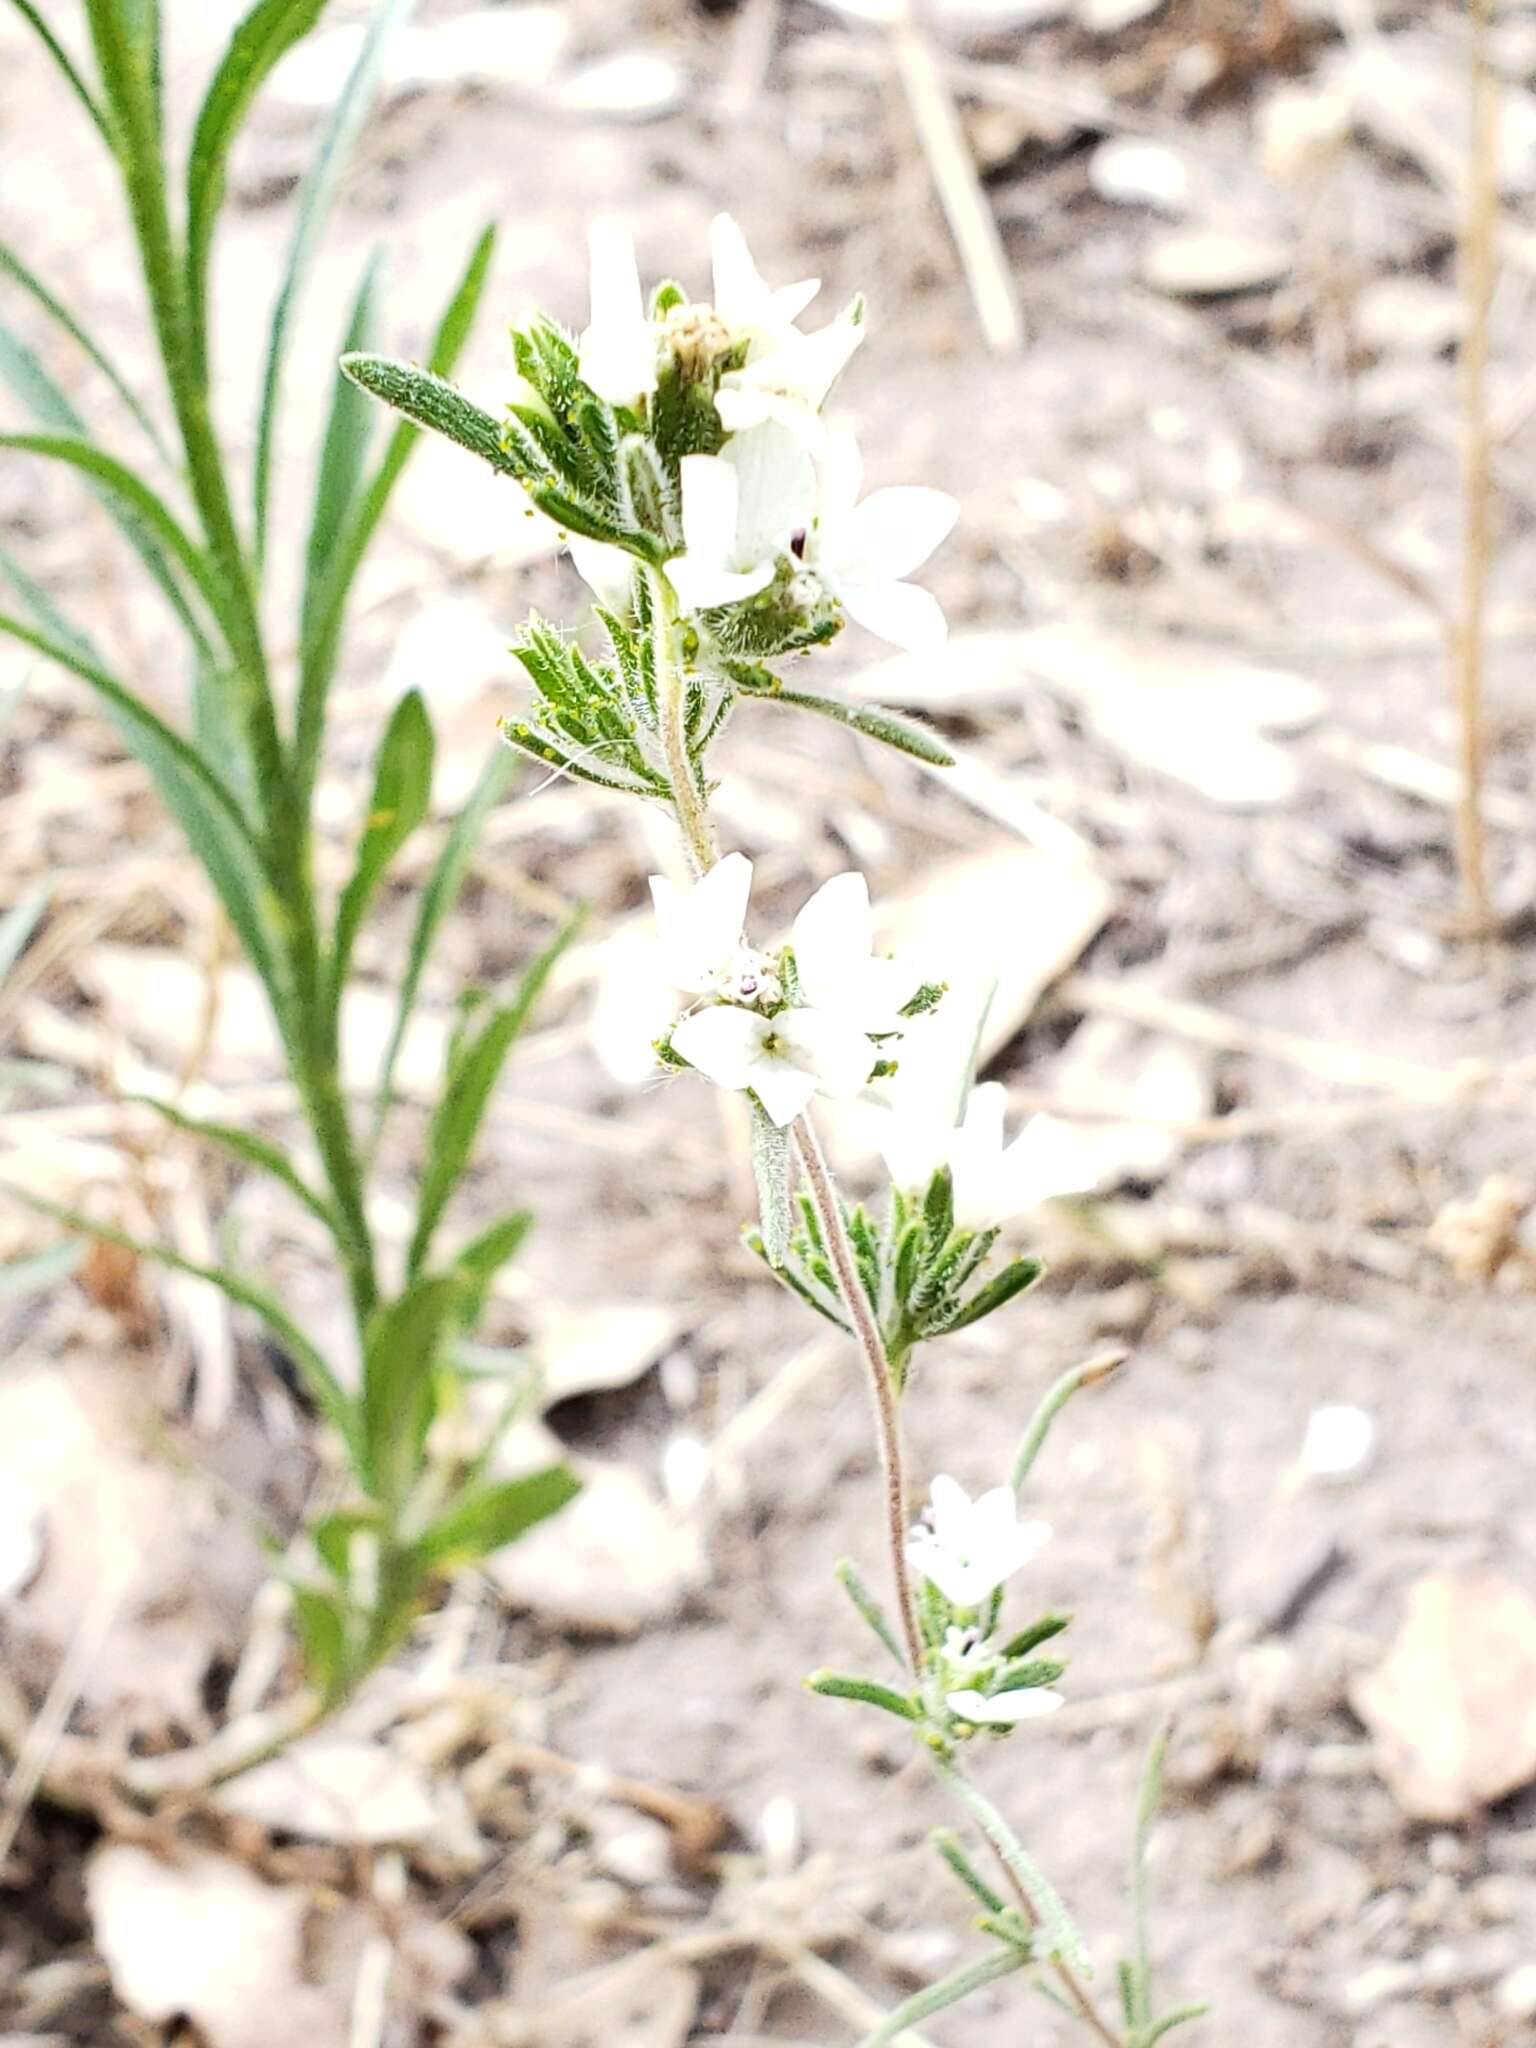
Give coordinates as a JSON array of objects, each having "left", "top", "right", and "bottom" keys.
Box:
[{"left": 351, "top": 215, "right": 1206, "bottom": 2046}]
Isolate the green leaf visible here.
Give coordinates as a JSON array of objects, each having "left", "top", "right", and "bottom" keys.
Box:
[
  {"left": 998, "top": 1612, "right": 1071, "bottom": 1660},
  {"left": 0, "top": 238, "right": 168, "bottom": 457},
  {"left": 300, "top": 247, "right": 380, "bottom": 655},
  {"left": 1142, "top": 2005, "right": 1210, "bottom": 2044},
  {"left": 855, "top": 1948, "right": 1028, "bottom": 2048},
  {"left": 749, "top": 1097, "right": 792, "bottom": 1267},
  {"left": 291, "top": 1583, "right": 350, "bottom": 1703},
  {"left": 294, "top": 224, "right": 496, "bottom": 804},
  {"left": 368, "top": 744, "right": 510, "bottom": 1155},
  {"left": 0, "top": 1238, "right": 84, "bottom": 1301},
  {"left": 406, "top": 913, "right": 581, "bottom": 1277},
  {"left": 328, "top": 688, "right": 434, "bottom": 1016},
  {"left": 732, "top": 675, "right": 955, "bottom": 767},
  {"left": 443, "top": 1208, "right": 533, "bottom": 1329},
  {"left": 185, "top": 0, "right": 330, "bottom": 384},
  {"left": 126, "top": 1094, "right": 340, "bottom": 1240},
  {"left": 944, "top": 1255, "right": 1043, "bottom": 1335},
  {"left": 9, "top": 1191, "right": 354, "bottom": 1450},
  {"left": 359, "top": 1272, "right": 462, "bottom": 1510},
  {"left": 252, "top": 0, "right": 414, "bottom": 562},
  {"left": 932, "top": 1830, "right": 1007, "bottom": 1916},
  {"left": 805, "top": 1670, "right": 921, "bottom": 1720},
  {"left": 5, "top": 1, "right": 115, "bottom": 144},
  {"left": 0, "top": 432, "right": 225, "bottom": 653},
  {"left": 340, "top": 351, "right": 529, "bottom": 479},
  {"left": 414, "top": 1464, "right": 579, "bottom": 1571},
  {"left": 834, "top": 1557, "right": 905, "bottom": 1669}
]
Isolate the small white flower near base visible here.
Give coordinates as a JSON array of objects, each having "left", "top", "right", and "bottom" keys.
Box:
[
  {"left": 578, "top": 219, "right": 659, "bottom": 407},
  {"left": 907, "top": 1473, "right": 1051, "bottom": 1609},
  {"left": 667, "top": 425, "right": 816, "bottom": 613},
  {"left": 806, "top": 428, "right": 959, "bottom": 654},
  {"left": 946, "top": 1687, "right": 1065, "bottom": 1727}
]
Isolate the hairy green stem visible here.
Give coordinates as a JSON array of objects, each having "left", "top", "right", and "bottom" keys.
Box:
[{"left": 648, "top": 566, "right": 716, "bottom": 875}]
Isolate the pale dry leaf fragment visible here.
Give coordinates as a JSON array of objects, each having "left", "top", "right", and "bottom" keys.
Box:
[
  {"left": 1351, "top": 1571, "right": 1536, "bottom": 1822},
  {"left": 488, "top": 1443, "right": 705, "bottom": 1636},
  {"left": 0, "top": 1473, "right": 42, "bottom": 1599},
  {"left": 214, "top": 1735, "right": 481, "bottom": 1859},
  {"left": 550, "top": 50, "right": 687, "bottom": 122},
  {"left": 86, "top": 1846, "right": 347, "bottom": 2048},
  {"left": 1142, "top": 229, "right": 1292, "bottom": 299},
  {"left": 536, "top": 1301, "right": 679, "bottom": 1406},
  {"left": 1089, "top": 138, "right": 1190, "bottom": 210},
  {"left": 519, "top": 1957, "right": 698, "bottom": 2048}
]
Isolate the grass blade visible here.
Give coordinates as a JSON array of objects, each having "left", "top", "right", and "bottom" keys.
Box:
[
  {"left": 0, "top": 239, "right": 168, "bottom": 459},
  {"left": 327, "top": 687, "right": 434, "bottom": 1017},
  {"left": 301, "top": 249, "right": 381, "bottom": 657},
  {"left": 0, "top": 1239, "right": 84, "bottom": 1301},
  {"left": 5, "top": 2, "right": 114, "bottom": 145},
  {"left": 10, "top": 1191, "right": 354, "bottom": 1450},
  {"left": 857, "top": 1950, "right": 1029, "bottom": 2047},
  {"left": 185, "top": 0, "right": 330, "bottom": 384},
  {"left": 406, "top": 912, "right": 581, "bottom": 1277},
  {"left": 294, "top": 223, "right": 496, "bottom": 802},
  {"left": 252, "top": 0, "right": 415, "bottom": 563},
  {"left": 0, "top": 886, "right": 47, "bottom": 984},
  {"left": 127, "top": 1095, "right": 340, "bottom": 1240},
  {"left": 368, "top": 743, "right": 510, "bottom": 1154}
]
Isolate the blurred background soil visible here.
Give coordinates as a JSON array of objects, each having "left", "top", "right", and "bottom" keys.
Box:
[{"left": 5, "top": 1, "right": 1536, "bottom": 2044}]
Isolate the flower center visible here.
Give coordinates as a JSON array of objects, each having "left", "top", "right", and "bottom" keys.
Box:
[
  {"left": 713, "top": 946, "right": 783, "bottom": 1010},
  {"left": 664, "top": 303, "right": 734, "bottom": 383}
]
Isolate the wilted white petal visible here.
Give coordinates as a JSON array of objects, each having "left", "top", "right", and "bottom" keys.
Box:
[
  {"left": 578, "top": 219, "right": 658, "bottom": 405},
  {"left": 670, "top": 1003, "right": 770, "bottom": 1091},
  {"left": 650, "top": 853, "right": 753, "bottom": 994},
  {"left": 947, "top": 1688, "right": 1064, "bottom": 1726}
]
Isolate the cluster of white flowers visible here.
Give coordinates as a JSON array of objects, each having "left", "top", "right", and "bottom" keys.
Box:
[
  {"left": 576, "top": 215, "right": 958, "bottom": 653},
  {"left": 652, "top": 852, "right": 915, "bottom": 1126},
  {"left": 907, "top": 1474, "right": 1063, "bottom": 1731}
]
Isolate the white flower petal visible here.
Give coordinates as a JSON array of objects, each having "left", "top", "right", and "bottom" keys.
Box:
[
  {"left": 836, "top": 577, "right": 949, "bottom": 654},
  {"left": 710, "top": 214, "right": 820, "bottom": 339},
  {"left": 649, "top": 853, "right": 753, "bottom": 993},
  {"left": 568, "top": 535, "right": 636, "bottom": 613},
  {"left": 773, "top": 1006, "right": 875, "bottom": 1100},
  {"left": 926, "top": 1473, "right": 972, "bottom": 1546},
  {"left": 668, "top": 555, "right": 774, "bottom": 613},
  {"left": 749, "top": 1059, "right": 820, "bottom": 1127},
  {"left": 791, "top": 871, "right": 872, "bottom": 1010},
  {"left": 818, "top": 423, "right": 864, "bottom": 526},
  {"left": 670, "top": 1004, "right": 771, "bottom": 1091},
  {"left": 680, "top": 453, "right": 740, "bottom": 561},
  {"left": 725, "top": 426, "right": 816, "bottom": 566},
  {"left": 578, "top": 219, "right": 658, "bottom": 405},
  {"left": 875, "top": 1104, "right": 953, "bottom": 1192},
  {"left": 947, "top": 1688, "right": 1064, "bottom": 1726},
  {"left": 840, "top": 486, "right": 959, "bottom": 584}
]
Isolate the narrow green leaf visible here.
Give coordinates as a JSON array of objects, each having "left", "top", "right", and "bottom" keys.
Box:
[
  {"left": 294, "top": 224, "right": 496, "bottom": 803},
  {"left": 126, "top": 1095, "right": 340, "bottom": 1239},
  {"left": 0, "top": 431, "right": 225, "bottom": 654},
  {"left": 0, "top": 1238, "right": 84, "bottom": 1301},
  {"left": 444, "top": 1207, "right": 533, "bottom": 1328},
  {"left": 732, "top": 675, "right": 956, "bottom": 767},
  {"left": 944, "top": 1255, "right": 1043, "bottom": 1335},
  {"left": 1143, "top": 2004, "right": 1210, "bottom": 2044},
  {"left": 933, "top": 1829, "right": 1008, "bottom": 1916},
  {"left": 414, "top": 1464, "right": 579, "bottom": 1571},
  {"left": 406, "top": 913, "right": 582, "bottom": 1276},
  {"left": 253, "top": 0, "right": 414, "bottom": 562},
  {"left": 340, "top": 351, "right": 524, "bottom": 479},
  {"left": 834, "top": 1557, "right": 906, "bottom": 1670},
  {"left": 359, "top": 1271, "right": 461, "bottom": 1509},
  {"left": 8, "top": 1191, "right": 354, "bottom": 1449},
  {"left": 327, "top": 688, "right": 434, "bottom": 1015},
  {"left": 1010, "top": 1345, "right": 1121, "bottom": 1495},
  {"left": 186, "top": 0, "right": 330, "bottom": 383},
  {"left": 0, "top": 239, "right": 167, "bottom": 457},
  {"left": 806, "top": 1670, "right": 921, "bottom": 1720},
  {"left": 368, "top": 744, "right": 510, "bottom": 1155},
  {"left": 997, "top": 1612, "right": 1071, "bottom": 1660},
  {"left": 749, "top": 1097, "right": 792, "bottom": 1267},
  {"left": 290, "top": 1583, "right": 350, "bottom": 1704},
  {"left": 301, "top": 247, "right": 380, "bottom": 655},
  {"left": 856, "top": 1948, "right": 1028, "bottom": 2048},
  {"left": 0, "top": 885, "right": 47, "bottom": 985},
  {"left": 5, "top": 2, "right": 115, "bottom": 144}
]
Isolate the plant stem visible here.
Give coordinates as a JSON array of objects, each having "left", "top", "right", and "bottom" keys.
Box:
[
  {"left": 1454, "top": 0, "right": 1497, "bottom": 938},
  {"left": 794, "top": 1109, "right": 924, "bottom": 1676},
  {"left": 936, "top": 1757, "right": 1121, "bottom": 2048},
  {"left": 647, "top": 566, "right": 716, "bottom": 875}
]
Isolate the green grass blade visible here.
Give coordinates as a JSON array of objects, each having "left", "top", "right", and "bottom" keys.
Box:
[
  {"left": 251, "top": 0, "right": 415, "bottom": 563},
  {"left": 327, "top": 687, "right": 434, "bottom": 1019},
  {"left": 857, "top": 1950, "right": 1028, "bottom": 2047},
  {"left": 0, "top": 885, "right": 47, "bottom": 984},
  {"left": 185, "top": 0, "right": 330, "bottom": 384},
  {"left": 0, "top": 1238, "right": 85, "bottom": 1301},
  {"left": 126, "top": 1095, "right": 341, "bottom": 1240},
  {"left": 0, "top": 238, "right": 169, "bottom": 459},
  {"left": 406, "top": 912, "right": 581, "bottom": 1278},
  {"left": 5, "top": 2, "right": 115, "bottom": 145},
  {"left": 294, "top": 224, "right": 496, "bottom": 802},
  {"left": 300, "top": 248, "right": 381, "bottom": 656},
  {"left": 368, "top": 744, "right": 509, "bottom": 1156},
  {"left": 0, "top": 534, "right": 99, "bottom": 664},
  {"left": 359, "top": 1272, "right": 460, "bottom": 1509},
  {"left": 10, "top": 1191, "right": 354, "bottom": 1449}
]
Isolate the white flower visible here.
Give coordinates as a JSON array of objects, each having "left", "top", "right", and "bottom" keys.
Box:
[
  {"left": 715, "top": 310, "right": 865, "bottom": 446},
  {"left": 805, "top": 427, "right": 958, "bottom": 653},
  {"left": 939, "top": 1625, "right": 994, "bottom": 1684},
  {"left": 568, "top": 534, "right": 637, "bottom": 614},
  {"left": 578, "top": 218, "right": 658, "bottom": 407},
  {"left": 947, "top": 1083, "right": 1097, "bottom": 1232},
  {"left": 653, "top": 860, "right": 899, "bottom": 1127},
  {"left": 907, "top": 1473, "right": 1050, "bottom": 1609},
  {"left": 709, "top": 213, "right": 820, "bottom": 354},
  {"left": 946, "top": 1687, "right": 1064, "bottom": 1727},
  {"left": 666, "top": 424, "right": 815, "bottom": 613}
]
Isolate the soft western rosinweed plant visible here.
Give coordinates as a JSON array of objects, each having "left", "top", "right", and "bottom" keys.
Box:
[
  {"left": 352, "top": 215, "right": 1205, "bottom": 2042},
  {"left": 0, "top": 0, "right": 578, "bottom": 1774}
]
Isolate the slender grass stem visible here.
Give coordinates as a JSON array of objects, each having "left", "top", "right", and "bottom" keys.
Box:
[{"left": 794, "top": 1110, "right": 924, "bottom": 1676}]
